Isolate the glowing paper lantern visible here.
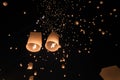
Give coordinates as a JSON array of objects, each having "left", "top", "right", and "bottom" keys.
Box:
[
  {"left": 61, "top": 64, "right": 65, "bottom": 69},
  {"left": 3, "top": 1, "right": 8, "bottom": 6},
  {"left": 100, "top": 65, "right": 120, "bottom": 80},
  {"left": 45, "top": 31, "right": 61, "bottom": 52},
  {"left": 26, "top": 32, "right": 42, "bottom": 52},
  {"left": 29, "top": 76, "right": 34, "bottom": 80},
  {"left": 27, "top": 62, "right": 33, "bottom": 70},
  {"left": 34, "top": 71, "right": 37, "bottom": 76}
]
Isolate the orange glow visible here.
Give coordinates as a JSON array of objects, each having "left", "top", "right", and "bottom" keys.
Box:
[
  {"left": 34, "top": 71, "right": 37, "bottom": 76},
  {"left": 75, "top": 21, "right": 79, "bottom": 25},
  {"left": 3, "top": 1, "right": 8, "bottom": 6},
  {"left": 61, "top": 64, "right": 65, "bottom": 69},
  {"left": 100, "top": 65, "right": 120, "bottom": 80},
  {"left": 29, "top": 76, "right": 34, "bottom": 80},
  {"left": 26, "top": 32, "right": 42, "bottom": 52},
  {"left": 27, "top": 62, "right": 33, "bottom": 70},
  {"left": 45, "top": 31, "right": 61, "bottom": 52}
]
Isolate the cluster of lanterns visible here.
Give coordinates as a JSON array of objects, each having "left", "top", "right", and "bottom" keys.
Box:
[
  {"left": 26, "top": 31, "right": 61, "bottom": 80},
  {"left": 26, "top": 31, "right": 61, "bottom": 53}
]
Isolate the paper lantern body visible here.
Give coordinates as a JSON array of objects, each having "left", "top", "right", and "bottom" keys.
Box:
[
  {"left": 3, "top": 2, "right": 8, "bottom": 6},
  {"left": 45, "top": 32, "right": 61, "bottom": 52},
  {"left": 26, "top": 32, "right": 42, "bottom": 52},
  {"left": 100, "top": 65, "right": 120, "bottom": 80},
  {"left": 27, "top": 62, "right": 33, "bottom": 70},
  {"left": 29, "top": 76, "right": 34, "bottom": 80}
]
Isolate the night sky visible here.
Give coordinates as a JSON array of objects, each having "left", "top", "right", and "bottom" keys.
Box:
[{"left": 0, "top": 0, "right": 120, "bottom": 80}]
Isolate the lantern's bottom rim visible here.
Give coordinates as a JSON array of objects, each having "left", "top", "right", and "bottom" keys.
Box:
[{"left": 26, "top": 43, "right": 42, "bottom": 52}]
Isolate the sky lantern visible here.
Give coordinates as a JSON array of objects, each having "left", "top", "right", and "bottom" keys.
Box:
[
  {"left": 100, "top": 65, "right": 120, "bottom": 80},
  {"left": 29, "top": 75, "right": 34, "bottom": 80},
  {"left": 26, "top": 32, "right": 42, "bottom": 52},
  {"left": 27, "top": 62, "right": 33, "bottom": 70},
  {"left": 45, "top": 31, "right": 61, "bottom": 52},
  {"left": 2, "top": 1, "right": 8, "bottom": 7}
]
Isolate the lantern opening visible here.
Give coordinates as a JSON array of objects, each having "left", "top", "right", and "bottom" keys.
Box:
[
  {"left": 26, "top": 43, "right": 41, "bottom": 52},
  {"left": 46, "top": 41, "right": 58, "bottom": 50}
]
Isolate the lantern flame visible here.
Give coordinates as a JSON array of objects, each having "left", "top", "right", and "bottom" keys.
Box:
[
  {"left": 51, "top": 42, "right": 56, "bottom": 48},
  {"left": 32, "top": 44, "right": 37, "bottom": 50}
]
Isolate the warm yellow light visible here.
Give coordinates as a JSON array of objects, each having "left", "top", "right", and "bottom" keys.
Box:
[
  {"left": 3, "top": 1, "right": 8, "bottom": 6},
  {"left": 61, "top": 64, "right": 65, "bottom": 69},
  {"left": 29, "top": 76, "right": 34, "bottom": 80},
  {"left": 27, "top": 62, "right": 33, "bottom": 70},
  {"left": 34, "top": 71, "right": 37, "bottom": 76},
  {"left": 45, "top": 31, "right": 61, "bottom": 52},
  {"left": 26, "top": 32, "right": 42, "bottom": 52},
  {"left": 75, "top": 21, "right": 79, "bottom": 25},
  {"left": 32, "top": 44, "right": 37, "bottom": 50},
  {"left": 19, "top": 63, "right": 23, "bottom": 67},
  {"left": 50, "top": 42, "right": 56, "bottom": 48}
]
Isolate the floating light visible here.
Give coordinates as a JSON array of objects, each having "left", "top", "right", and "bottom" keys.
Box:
[
  {"left": 3, "top": 1, "right": 8, "bottom": 7},
  {"left": 29, "top": 76, "right": 34, "bottom": 80},
  {"left": 26, "top": 32, "right": 42, "bottom": 52},
  {"left": 45, "top": 31, "right": 61, "bottom": 52},
  {"left": 27, "top": 62, "right": 33, "bottom": 70}
]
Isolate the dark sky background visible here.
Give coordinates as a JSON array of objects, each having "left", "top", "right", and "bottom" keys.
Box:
[{"left": 0, "top": 0, "right": 120, "bottom": 80}]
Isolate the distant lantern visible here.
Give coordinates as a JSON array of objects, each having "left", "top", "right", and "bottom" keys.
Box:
[
  {"left": 34, "top": 71, "right": 37, "bottom": 76},
  {"left": 2, "top": 1, "right": 8, "bottom": 7},
  {"left": 61, "top": 64, "right": 65, "bottom": 69},
  {"left": 75, "top": 21, "right": 79, "bottom": 25},
  {"left": 29, "top": 76, "right": 34, "bottom": 80},
  {"left": 26, "top": 32, "right": 42, "bottom": 52},
  {"left": 45, "top": 31, "right": 61, "bottom": 52},
  {"left": 27, "top": 62, "right": 33, "bottom": 70}
]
